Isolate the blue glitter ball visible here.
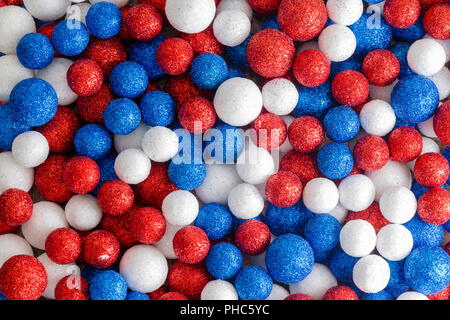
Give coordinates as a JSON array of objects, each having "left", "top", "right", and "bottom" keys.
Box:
[
  {"left": 195, "top": 203, "right": 233, "bottom": 241},
  {"left": 125, "top": 292, "right": 151, "bottom": 300},
  {"left": 349, "top": 13, "right": 392, "bottom": 58},
  {"left": 168, "top": 160, "right": 206, "bottom": 190},
  {"left": 444, "top": 220, "right": 450, "bottom": 233},
  {"left": 0, "top": 104, "right": 30, "bottom": 150},
  {"left": 364, "top": 0, "right": 384, "bottom": 3},
  {"left": 140, "top": 90, "right": 176, "bottom": 127},
  {"left": 225, "top": 35, "right": 251, "bottom": 69},
  {"left": 361, "top": 291, "right": 393, "bottom": 300},
  {"left": 86, "top": 1, "right": 122, "bottom": 39},
  {"left": 392, "top": 16, "right": 425, "bottom": 42},
  {"left": 205, "top": 242, "right": 243, "bottom": 280},
  {"left": 204, "top": 123, "right": 244, "bottom": 163},
  {"left": 442, "top": 147, "right": 450, "bottom": 185},
  {"left": 234, "top": 265, "right": 273, "bottom": 300},
  {"left": 190, "top": 53, "right": 229, "bottom": 90},
  {"left": 329, "top": 247, "right": 359, "bottom": 283},
  {"left": 227, "top": 65, "right": 245, "bottom": 79},
  {"left": 330, "top": 57, "right": 362, "bottom": 79},
  {"left": 323, "top": 106, "right": 360, "bottom": 143},
  {"left": 317, "top": 143, "right": 354, "bottom": 180},
  {"left": 16, "top": 33, "right": 54, "bottom": 70},
  {"left": 92, "top": 153, "right": 118, "bottom": 196},
  {"left": 293, "top": 81, "right": 335, "bottom": 118},
  {"left": 391, "top": 75, "right": 439, "bottom": 124},
  {"left": 130, "top": 35, "right": 167, "bottom": 81},
  {"left": 265, "top": 200, "right": 313, "bottom": 236},
  {"left": 52, "top": 20, "right": 90, "bottom": 56},
  {"left": 0, "top": 290, "right": 7, "bottom": 300},
  {"left": 9, "top": 78, "right": 58, "bottom": 127},
  {"left": 393, "top": 118, "right": 417, "bottom": 131},
  {"left": 74, "top": 124, "right": 112, "bottom": 160},
  {"left": 385, "top": 260, "right": 410, "bottom": 298},
  {"left": 304, "top": 214, "right": 341, "bottom": 252},
  {"left": 110, "top": 61, "right": 149, "bottom": 99},
  {"left": 411, "top": 181, "right": 446, "bottom": 200},
  {"left": 261, "top": 16, "right": 280, "bottom": 30},
  {"left": 103, "top": 98, "right": 141, "bottom": 135},
  {"left": 390, "top": 42, "right": 416, "bottom": 79},
  {"left": 313, "top": 248, "right": 333, "bottom": 264},
  {"left": 265, "top": 234, "right": 314, "bottom": 285},
  {"left": 0, "top": 52, "right": 4, "bottom": 57},
  {"left": 405, "top": 214, "right": 444, "bottom": 248},
  {"left": 404, "top": 246, "right": 450, "bottom": 295},
  {"left": 232, "top": 214, "right": 264, "bottom": 232},
  {"left": 89, "top": 270, "right": 128, "bottom": 300}
]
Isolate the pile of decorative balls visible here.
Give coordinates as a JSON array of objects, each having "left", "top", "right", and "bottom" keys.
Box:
[{"left": 0, "top": 0, "right": 449, "bottom": 301}]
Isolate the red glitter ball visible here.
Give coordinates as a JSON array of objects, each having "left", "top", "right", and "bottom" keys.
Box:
[
  {"left": 148, "top": 285, "right": 168, "bottom": 300},
  {"left": 100, "top": 204, "right": 138, "bottom": 248},
  {"left": 138, "top": 0, "right": 166, "bottom": 13},
  {"left": 83, "top": 230, "right": 120, "bottom": 269},
  {"left": 419, "top": 0, "right": 447, "bottom": 10},
  {"left": 293, "top": 49, "right": 330, "bottom": 87},
  {"left": 157, "top": 38, "right": 194, "bottom": 76},
  {"left": 128, "top": 207, "right": 166, "bottom": 244},
  {"left": 277, "top": 0, "right": 327, "bottom": 41},
  {"left": 332, "top": 70, "right": 370, "bottom": 107},
  {"left": 67, "top": 59, "right": 104, "bottom": 97},
  {"left": 97, "top": 180, "right": 134, "bottom": 216},
  {"left": 45, "top": 227, "right": 82, "bottom": 265},
  {"left": 353, "top": 135, "right": 389, "bottom": 171},
  {"left": 346, "top": 202, "right": 390, "bottom": 233},
  {"left": 0, "top": 188, "right": 32, "bottom": 226},
  {"left": 248, "top": 0, "right": 281, "bottom": 14},
  {"left": 246, "top": 29, "right": 295, "bottom": 78},
  {"left": 83, "top": 37, "right": 128, "bottom": 77},
  {"left": 427, "top": 284, "right": 450, "bottom": 300},
  {"left": 251, "top": 113, "right": 287, "bottom": 151},
  {"left": 322, "top": 286, "right": 359, "bottom": 300},
  {"left": 135, "top": 162, "right": 179, "bottom": 209},
  {"left": 35, "top": 155, "right": 73, "bottom": 203},
  {"left": 179, "top": 97, "right": 216, "bottom": 134},
  {"left": 158, "top": 292, "right": 189, "bottom": 300},
  {"left": 384, "top": 0, "right": 421, "bottom": 29},
  {"left": 434, "top": 101, "right": 450, "bottom": 146},
  {"left": 280, "top": 151, "right": 321, "bottom": 185},
  {"left": 414, "top": 152, "right": 449, "bottom": 187},
  {"left": 163, "top": 73, "right": 209, "bottom": 107},
  {"left": 77, "top": 83, "right": 115, "bottom": 125},
  {"left": 424, "top": 4, "right": 450, "bottom": 40},
  {"left": 0, "top": 0, "right": 5, "bottom": 7},
  {"left": 288, "top": 116, "right": 325, "bottom": 153},
  {"left": 55, "top": 275, "right": 90, "bottom": 300},
  {"left": 124, "top": 4, "right": 162, "bottom": 41},
  {"left": 167, "top": 260, "right": 212, "bottom": 300},
  {"left": 284, "top": 293, "right": 315, "bottom": 300},
  {"left": 63, "top": 156, "right": 100, "bottom": 194},
  {"left": 265, "top": 171, "right": 302, "bottom": 207},
  {"left": 3, "top": 0, "right": 23, "bottom": 5},
  {"left": 37, "top": 106, "right": 82, "bottom": 154},
  {"left": 362, "top": 49, "right": 400, "bottom": 86},
  {"left": 0, "top": 219, "right": 17, "bottom": 235},
  {"left": 0, "top": 255, "right": 47, "bottom": 300},
  {"left": 173, "top": 226, "right": 210, "bottom": 264},
  {"left": 388, "top": 126, "right": 423, "bottom": 162},
  {"left": 235, "top": 220, "right": 271, "bottom": 256},
  {"left": 179, "top": 26, "right": 224, "bottom": 56},
  {"left": 417, "top": 187, "right": 450, "bottom": 225},
  {"left": 118, "top": 6, "right": 132, "bottom": 40}
]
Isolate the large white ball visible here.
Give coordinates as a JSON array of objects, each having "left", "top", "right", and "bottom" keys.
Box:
[
  {"left": 0, "top": 55, "right": 34, "bottom": 102},
  {"left": 0, "top": 6, "right": 36, "bottom": 54},
  {"left": 338, "top": 174, "right": 375, "bottom": 212},
  {"left": 0, "top": 234, "right": 33, "bottom": 268},
  {"left": 23, "top": 0, "right": 71, "bottom": 21},
  {"left": 397, "top": 291, "right": 429, "bottom": 300},
  {"left": 89, "top": 0, "right": 129, "bottom": 8},
  {"left": 120, "top": 245, "right": 168, "bottom": 293},
  {"left": 216, "top": 0, "right": 252, "bottom": 20},
  {"left": 114, "top": 122, "right": 150, "bottom": 154},
  {"left": 214, "top": 77, "right": 263, "bottom": 127},
  {"left": 289, "top": 263, "right": 338, "bottom": 300},
  {"left": 201, "top": 279, "right": 239, "bottom": 300},
  {"left": 213, "top": 9, "right": 250, "bottom": 47},
  {"left": 154, "top": 223, "right": 184, "bottom": 259},
  {"left": 379, "top": 186, "right": 416, "bottom": 224},
  {"left": 262, "top": 78, "right": 299, "bottom": 116},
  {"left": 303, "top": 178, "right": 339, "bottom": 214},
  {"left": 376, "top": 224, "right": 413, "bottom": 261},
  {"left": 65, "top": 194, "right": 103, "bottom": 231},
  {"left": 407, "top": 39, "right": 446, "bottom": 76},
  {"left": 326, "top": 0, "right": 363, "bottom": 26},
  {"left": 236, "top": 144, "right": 275, "bottom": 185},
  {"left": 266, "top": 283, "right": 290, "bottom": 300},
  {"left": 0, "top": 152, "right": 34, "bottom": 194},
  {"left": 141, "top": 126, "right": 179, "bottom": 163},
  {"left": 340, "top": 219, "right": 376, "bottom": 258},
  {"left": 114, "top": 148, "right": 151, "bottom": 185},
  {"left": 318, "top": 24, "right": 356, "bottom": 62},
  {"left": 423, "top": 34, "right": 450, "bottom": 62},
  {"left": 161, "top": 190, "right": 199, "bottom": 226},
  {"left": 165, "top": 0, "right": 216, "bottom": 34},
  {"left": 359, "top": 99, "right": 396, "bottom": 136},
  {"left": 12, "top": 131, "right": 49, "bottom": 168},
  {"left": 353, "top": 255, "right": 390, "bottom": 293},
  {"left": 228, "top": 183, "right": 264, "bottom": 219}
]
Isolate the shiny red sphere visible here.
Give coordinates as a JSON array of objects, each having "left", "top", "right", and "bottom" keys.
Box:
[
  {"left": 235, "top": 220, "right": 271, "bottom": 256},
  {"left": 55, "top": 275, "right": 90, "bottom": 300},
  {"left": 158, "top": 292, "right": 189, "bottom": 300},
  {"left": 280, "top": 151, "right": 321, "bottom": 185},
  {"left": 63, "top": 156, "right": 100, "bottom": 194},
  {"left": 384, "top": 0, "right": 421, "bottom": 29},
  {"left": 76, "top": 83, "right": 115, "bottom": 125},
  {"left": 362, "top": 49, "right": 400, "bottom": 86},
  {"left": 288, "top": 116, "right": 325, "bottom": 153},
  {"left": 179, "top": 96, "right": 216, "bottom": 133},
  {"left": 163, "top": 73, "right": 209, "bottom": 107},
  {"left": 0, "top": 219, "right": 18, "bottom": 235},
  {"left": 252, "top": 113, "right": 287, "bottom": 151},
  {"left": 434, "top": 101, "right": 450, "bottom": 146},
  {"left": 414, "top": 153, "right": 449, "bottom": 187},
  {"left": 67, "top": 59, "right": 104, "bottom": 97},
  {"left": 266, "top": 171, "right": 302, "bottom": 207},
  {"left": 179, "top": 26, "right": 223, "bottom": 56},
  {"left": 83, "top": 230, "right": 120, "bottom": 269},
  {"left": 284, "top": 293, "right": 315, "bottom": 300},
  {"left": 0, "top": 188, "right": 32, "bottom": 226},
  {"left": 128, "top": 207, "right": 166, "bottom": 244},
  {"left": 124, "top": 4, "right": 162, "bottom": 41},
  {"left": 35, "top": 155, "right": 73, "bottom": 203},
  {"left": 332, "top": 70, "right": 370, "bottom": 107},
  {"left": 157, "top": 38, "right": 194, "bottom": 76},
  {"left": 424, "top": 3, "right": 450, "bottom": 40},
  {"left": 293, "top": 49, "right": 330, "bottom": 87},
  {"left": 353, "top": 135, "right": 389, "bottom": 171},
  {"left": 248, "top": 0, "right": 281, "bottom": 14},
  {"left": 100, "top": 204, "right": 138, "bottom": 249},
  {"left": 346, "top": 202, "right": 390, "bottom": 233},
  {"left": 388, "top": 126, "right": 423, "bottom": 162},
  {"left": 322, "top": 286, "right": 359, "bottom": 300},
  {"left": 45, "top": 227, "right": 82, "bottom": 264},
  {"left": 83, "top": 37, "right": 128, "bottom": 77},
  {"left": 418, "top": 187, "right": 450, "bottom": 225},
  {"left": 173, "top": 226, "right": 210, "bottom": 264},
  {"left": 167, "top": 260, "right": 211, "bottom": 300},
  {"left": 97, "top": 180, "right": 134, "bottom": 216}
]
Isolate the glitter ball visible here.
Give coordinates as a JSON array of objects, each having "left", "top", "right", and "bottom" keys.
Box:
[
  {"left": 124, "top": 4, "right": 162, "bottom": 41},
  {"left": 55, "top": 275, "right": 89, "bottom": 300},
  {"left": 252, "top": 113, "right": 287, "bottom": 151},
  {"left": 35, "top": 155, "right": 73, "bottom": 203},
  {"left": 85, "top": 1, "right": 122, "bottom": 39},
  {"left": 346, "top": 202, "right": 390, "bottom": 233},
  {"left": 317, "top": 143, "right": 354, "bottom": 180},
  {"left": 76, "top": 83, "right": 115, "bottom": 125},
  {"left": 280, "top": 151, "right": 321, "bottom": 185},
  {"left": 0, "top": 188, "right": 32, "bottom": 226},
  {"left": 392, "top": 15, "right": 425, "bottom": 42},
  {"left": 362, "top": 49, "right": 400, "bottom": 86},
  {"left": 103, "top": 98, "right": 141, "bottom": 135},
  {"left": 52, "top": 19, "right": 90, "bottom": 57},
  {"left": 167, "top": 260, "right": 211, "bottom": 300},
  {"left": 235, "top": 265, "right": 273, "bottom": 300},
  {"left": 434, "top": 101, "right": 450, "bottom": 146},
  {"left": 100, "top": 204, "right": 138, "bottom": 249},
  {"left": 37, "top": 106, "right": 81, "bottom": 154},
  {"left": 180, "top": 26, "right": 224, "bottom": 55},
  {"left": 0, "top": 219, "right": 17, "bottom": 235},
  {"left": 277, "top": 0, "right": 327, "bottom": 41},
  {"left": 190, "top": 53, "right": 228, "bottom": 90},
  {"left": 156, "top": 38, "right": 194, "bottom": 76},
  {"left": 130, "top": 35, "right": 166, "bottom": 82},
  {"left": 173, "top": 226, "right": 210, "bottom": 264},
  {"left": 45, "top": 227, "right": 82, "bottom": 265},
  {"left": 288, "top": 116, "right": 324, "bottom": 153},
  {"left": 383, "top": 0, "right": 421, "bottom": 29},
  {"left": 414, "top": 153, "right": 449, "bottom": 188},
  {"left": 235, "top": 220, "right": 271, "bottom": 256},
  {"left": 353, "top": 135, "right": 390, "bottom": 171},
  {"left": 293, "top": 49, "right": 330, "bottom": 87},
  {"left": 83, "top": 37, "right": 127, "bottom": 77},
  {"left": 423, "top": 3, "right": 450, "bottom": 40},
  {"left": 158, "top": 292, "right": 189, "bottom": 300},
  {"left": 0, "top": 255, "right": 47, "bottom": 300},
  {"left": 266, "top": 171, "right": 302, "bottom": 207},
  {"left": 0, "top": 104, "right": 30, "bottom": 151},
  {"left": 16, "top": 32, "right": 54, "bottom": 70},
  {"left": 148, "top": 285, "right": 168, "bottom": 300},
  {"left": 294, "top": 81, "right": 334, "bottom": 118},
  {"left": 128, "top": 207, "right": 166, "bottom": 244},
  {"left": 163, "top": 73, "right": 209, "bottom": 107},
  {"left": 97, "top": 180, "right": 134, "bottom": 216},
  {"left": 179, "top": 96, "right": 216, "bottom": 133},
  {"left": 74, "top": 124, "right": 112, "bottom": 160},
  {"left": 332, "top": 70, "right": 370, "bottom": 107},
  {"left": 323, "top": 105, "right": 360, "bottom": 143},
  {"left": 322, "top": 286, "right": 359, "bottom": 300},
  {"left": 246, "top": 28, "right": 295, "bottom": 78},
  {"left": 110, "top": 61, "right": 149, "bottom": 99},
  {"left": 89, "top": 269, "right": 127, "bottom": 300},
  {"left": 285, "top": 293, "right": 315, "bottom": 300},
  {"left": 248, "top": 0, "right": 281, "bottom": 14},
  {"left": 417, "top": 187, "right": 450, "bottom": 225},
  {"left": 265, "top": 200, "right": 313, "bottom": 236},
  {"left": 83, "top": 230, "right": 120, "bottom": 269},
  {"left": 63, "top": 156, "right": 101, "bottom": 194},
  {"left": 388, "top": 126, "right": 423, "bottom": 162},
  {"left": 427, "top": 284, "right": 450, "bottom": 301}
]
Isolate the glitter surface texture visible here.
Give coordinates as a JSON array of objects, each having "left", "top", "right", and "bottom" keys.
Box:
[
  {"left": 383, "top": 0, "right": 421, "bottom": 29},
  {"left": 414, "top": 153, "right": 449, "bottom": 187},
  {"left": 45, "top": 228, "right": 82, "bottom": 265},
  {"left": 266, "top": 171, "right": 302, "bottom": 207},
  {"left": 100, "top": 204, "right": 138, "bottom": 249},
  {"left": 74, "top": 124, "right": 112, "bottom": 160},
  {"left": 16, "top": 33, "right": 54, "bottom": 70},
  {"left": 362, "top": 49, "right": 400, "bottom": 86},
  {"left": 434, "top": 101, "right": 450, "bottom": 146},
  {"left": 423, "top": 3, "right": 450, "bottom": 40},
  {"left": 83, "top": 37, "right": 128, "bottom": 77},
  {"left": 252, "top": 113, "right": 287, "bottom": 151},
  {"left": 76, "top": 83, "right": 115, "bottom": 125},
  {"left": 163, "top": 73, "right": 209, "bottom": 107},
  {"left": 173, "top": 226, "right": 210, "bottom": 264},
  {"left": 123, "top": 4, "right": 162, "bottom": 41},
  {"left": 63, "top": 156, "right": 101, "bottom": 194},
  {"left": 190, "top": 53, "right": 228, "bottom": 90},
  {"left": 180, "top": 26, "right": 224, "bottom": 55},
  {"left": 280, "top": 151, "right": 321, "bottom": 186},
  {"left": 97, "top": 180, "right": 134, "bottom": 216},
  {"left": 205, "top": 243, "right": 243, "bottom": 280},
  {"left": 110, "top": 61, "right": 149, "bottom": 99},
  {"left": 55, "top": 275, "right": 90, "bottom": 301},
  {"left": 322, "top": 286, "right": 359, "bottom": 300},
  {"left": 83, "top": 230, "right": 120, "bottom": 269},
  {"left": 128, "top": 207, "right": 166, "bottom": 244},
  {"left": 388, "top": 126, "right": 423, "bottom": 162},
  {"left": 194, "top": 203, "right": 233, "bottom": 241},
  {"left": 353, "top": 135, "right": 390, "bottom": 171},
  {"left": 179, "top": 97, "right": 216, "bottom": 133},
  {"left": 35, "top": 155, "right": 73, "bottom": 203},
  {"left": 265, "top": 200, "right": 313, "bottom": 236},
  {"left": 418, "top": 187, "right": 450, "bottom": 225},
  {"left": 0, "top": 188, "right": 32, "bottom": 226},
  {"left": 156, "top": 38, "right": 194, "bottom": 76},
  {"left": 235, "top": 265, "right": 273, "bottom": 300},
  {"left": 346, "top": 202, "right": 390, "bottom": 233},
  {"left": 130, "top": 35, "right": 166, "bottom": 81},
  {"left": 317, "top": 143, "right": 354, "bottom": 180},
  {"left": 141, "top": 90, "right": 176, "bottom": 127},
  {"left": 293, "top": 49, "right": 330, "bottom": 88},
  {"left": 248, "top": 0, "right": 281, "bottom": 14},
  {"left": 235, "top": 220, "right": 271, "bottom": 256},
  {"left": 288, "top": 116, "right": 324, "bottom": 153},
  {"left": 332, "top": 70, "right": 370, "bottom": 107},
  {"left": 167, "top": 260, "right": 211, "bottom": 300}
]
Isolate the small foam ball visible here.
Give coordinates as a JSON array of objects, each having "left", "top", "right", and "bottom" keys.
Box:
[
  {"left": 130, "top": 35, "right": 166, "bottom": 81},
  {"left": 83, "top": 37, "right": 127, "bottom": 78},
  {"left": 414, "top": 153, "right": 449, "bottom": 188},
  {"left": 65, "top": 194, "right": 103, "bottom": 231},
  {"left": 235, "top": 265, "right": 273, "bottom": 300},
  {"left": 128, "top": 207, "right": 166, "bottom": 244},
  {"left": 379, "top": 186, "right": 416, "bottom": 224},
  {"left": 340, "top": 219, "right": 377, "bottom": 257},
  {"left": 376, "top": 224, "right": 413, "bottom": 262},
  {"left": 388, "top": 126, "right": 423, "bottom": 162},
  {"left": 103, "top": 98, "right": 141, "bottom": 135},
  {"left": 180, "top": 26, "right": 224, "bottom": 56},
  {"left": 0, "top": 5, "right": 36, "bottom": 55},
  {"left": 114, "top": 122, "right": 149, "bottom": 154},
  {"left": 262, "top": 78, "right": 298, "bottom": 116},
  {"left": 45, "top": 227, "right": 81, "bottom": 264},
  {"left": 317, "top": 143, "right": 354, "bottom": 180},
  {"left": 83, "top": 230, "right": 120, "bottom": 268},
  {"left": 305, "top": 214, "right": 341, "bottom": 252},
  {"left": 201, "top": 279, "right": 238, "bottom": 300},
  {"left": 434, "top": 101, "right": 450, "bottom": 146},
  {"left": 332, "top": 70, "right": 369, "bottom": 107},
  {"left": 338, "top": 174, "right": 375, "bottom": 212},
  {"left": 293, "top": 49, "right": 330, "bottom": 88},
  {"left": 165, "top": 0, "right": 216, "bottom": 34},
  {"left": 206, "top": 242, "right": 242, "bottom": 280},
  {"left": 34, "top": 155, "right": 72, "bottom": 203},
  {"left": 161, "top": 190, "right": 198, "bottom": 227},
  {"left": 329, "top": 247, "right": 359, "bottom": 283},
  {"left": 363, "top": 49, "right": 400, "bottom": 86},
  {"left": 140, "top": 90, "right": 176, "bottom": 127},
  {"left": 423, "top": 3, "right": 450, "bottom": 40},
  {"left": 359, "top": 99, "right": 396, "bottom": 136},
  {"left": 0, "top": 234, "right": 33, "bottom": 269},
  {"left": 110, "top": 61, "right": 148, "bottom": 99},
  {"left": 16, "top": 33, "right": 54, "bottom": 70},
  {"left": 97, "top": 180, "right": 134, "bottom": 216},
  {"left": 89, "top": 270, "right": 127, "bottom": 300},
  {"left": 322, "top": 286, "right": 359, "bottom": 300},
  {"left": 114, "top": 148, "right": 151, "bottom": 185},
  {"left": 404, "top": 214, "right": 444, "bottom": 248},
  {"left": 52, "top": 20, "right": 89, "bottom": 57},
  {"left": 288, "top": 116, "right": 324, "bottom": 153},
  {"left": 353, "top": 254, "right": 390, "bottom": 293},
  {"left": 318, "top": 24, "right": 357, "bottom": 62},
  {"left": 173, "top": 226, "right": 210, "bottom": 264},
  {"left": 228, "top": 183, "right": 264, "bottom": 219},
  {"left": 0, "top": 188, "right": 32, "bottom": 227},
  {"left": 167, "top": 260, "right": 211, "bottom": 299},
  {"left": 63, "top": 156, "right": 100, "bottom": 194},
  {"left": 323, "top": 106, "right": 360, "bottom": 143},
  {"left": 265, "top": 200, "right": 313, "bottom": 236},
  {"left": 429, "top": 67, "right": 450, "bottom": 101},
  {"left": 213, "top": 9, "right": 250, "bottom": 47},
  {"left": 156, "top": 38, "right": 193, "bottom": 77},
  {"left": 86, "top": 1, "right": 122, "bottom": 39},
  {"left": 168, "top": 160, "right": 206, "bottom": 191},
  {"left": 123, "top": 4, "right": 162, "bottom": 41},
  {"left": 190, "top": 53, "right": 228, "bottom": 90},
  {"left": 417, "top": 187, "right": 450, "bottom": 225},
  {"left": 11, "top": 131, "right": 49, "bottom": 168},
  {"left": 279, "top": 151, "right": 320, "bottom": 186},
  {"left": 194, "top": 203, "right": 232, "bottom": 241},
  {"left": 251, "top": 113, "right": 287, "bottom": 151},
  {"left": 179, "top": 96, "right": 216, "bottom": 133},
  {"left": 235, "top": 220, "right": 270, "bottom": 256},
  {"left": 0, "top": 152, "right": 34, "bottom": 195},
  {"left": 383, "top": 0, "right": 421, "bottom": 29},
  {"left": 303, "top": 178, "right": 339, "bottom": 214},
  {"left": 326, "top": 0, "right": 363, "bottom": 26},
  {"left": 289, "top": 263, "right": 337, "bottom": 299},
  {"left": 407, "top": 39, "right": 446, "bottom": 77},
  {"left": 74, "top": 124, "right": 112, "bottom": 160},
  {"left": 141, "top": 126, "right": 178, "bottom": 163},
  {"left": 66, "top": 59, "right": 103, "bottom": 97},
  {"left": 235, "top": 144, "right": 273, "bottom": 185}
]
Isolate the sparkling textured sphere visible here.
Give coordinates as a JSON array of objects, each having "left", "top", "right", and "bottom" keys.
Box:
[
  {"left": 293, "top": 49, "right": 330, "bottom": 87},
  {"left": 16, "top": 33, "right": 54, "bottom": 70},
  {"left": 414, "top": 153, "right": 449, "bottom": 188},
  {"left": 83, "top": 230, "right": 120, "bottom": 269},
  {"left": 128, "top": 207, "right": 166, "bottom": 244},
  {"left": 67, "top": 59, "right": 104, "bottom": 97},
  {"left": 97, "top": 180, "right": 134, "bottom": 216},
  {"left": 288, "top": 116, "right": 324, "bottom": 153},
  {"left": 0, "top": 188, "right": 32, "bottom": 227},
  {"left": 417, "top": 187, "right": 450, "bottom": 225},
  {"left": 45, "top": 227, "right": 81, "bottom": 265},
  {"left": 363, "top": 49, "right": 400, "bottom": 86},
  {"left": 383, "top": 0, "right": 421, "bottom": 29},
  {"left": 332, "top": 70, "right": 369, "bottom": 107},
  {"left": 388, "top": 126, "right": 423, "bottom": 162}
]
